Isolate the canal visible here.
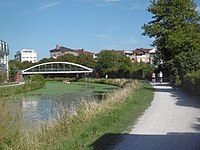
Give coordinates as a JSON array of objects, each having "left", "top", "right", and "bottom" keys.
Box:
[{"left": 7, "top": 81, "right": 119, "bottom": 127}]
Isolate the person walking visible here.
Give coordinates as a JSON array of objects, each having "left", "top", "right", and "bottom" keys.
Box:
[
  {"left": 158, "top": 71, "right": 163, "bottom": 83},
  {"left": 152, "top": 72, "right": 156, "bottom": 83}
]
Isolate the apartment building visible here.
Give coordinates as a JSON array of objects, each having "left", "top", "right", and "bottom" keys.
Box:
[
  {"left": 49, "top": 45, "right": 95, "bottom": 59},
  {"left": 14, "top": 49, "right": 37, "bottom": 63},
  {"left": 125, "top": 48, "right": 156, "bottom": 65},
  {"left": 0, "top": 39, "right": 9, "bottom": 71}
]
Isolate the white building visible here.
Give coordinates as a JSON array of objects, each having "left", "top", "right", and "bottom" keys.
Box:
[
  {"left": 149, "top": 48, "right": 156, "bottom": 65},
  {"left": 125, "top": 48, "right": 154, "bottom": 63},
  {"left": 0, "top": 40, "right": 9, "bottom": 77},
  {"left": 14, "top": 49, "right": 37, "bottom": 63}
]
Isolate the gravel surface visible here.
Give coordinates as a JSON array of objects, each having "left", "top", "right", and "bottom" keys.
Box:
[{"left": 114, "top": 83, "right": 200, "bottom": 150}]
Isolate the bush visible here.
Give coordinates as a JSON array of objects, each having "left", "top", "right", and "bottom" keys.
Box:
[
  {"left": 173, "top": 49, "right": 200, "bottom": 79},
  {"left": 0, "top": 75, "right": 46, "bottom": 97},
  {"left": 182, "top": 70, "right": 200, "bottom": 96}
]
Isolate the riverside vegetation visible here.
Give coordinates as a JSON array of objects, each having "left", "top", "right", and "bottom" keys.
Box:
[
  {"left": 0, "top": 75, "right": 45, "bottom": 97},
  {"left": 0, "top": 78, "right": 153, "bottom": 150}
]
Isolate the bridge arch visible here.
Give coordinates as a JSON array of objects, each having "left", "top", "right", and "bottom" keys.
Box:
[{"left": 21, "top": 61, "right": 93, "bottom": 75}]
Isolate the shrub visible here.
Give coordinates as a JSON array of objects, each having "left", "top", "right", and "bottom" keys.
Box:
[
  {"left": 182, "top": 70, "right": 200, "bottom": 96},
  {"left": 0, "top": 75, "right": 46, "bottom": 97}
]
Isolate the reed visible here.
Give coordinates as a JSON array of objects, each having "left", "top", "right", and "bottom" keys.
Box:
[
  {"left": 0, "top": 80, "right": 153, "bottom": 150},
  {"left": 78, "top": 78, "right": 131, "bottom": 87}
]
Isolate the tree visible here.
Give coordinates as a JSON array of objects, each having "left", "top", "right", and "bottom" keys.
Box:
[
  {"left": 142, "top": 0, "right": 200, "bottom": 81},
  {"left": 21, "top": 61, "right": 34, "bottom": 70},
  {"left": 77, "top": 54, "right": 96, "bottom": 68},
  {"left": 9, "top": 60, "right": 21, "bottom": 81},
  {"left": 142, "top": 0, "right": 200, "bottom": 64},
  {"left": 38, "top": 58, "right": 52, "bottom": 64},
  {"left": 130, "top": 62, "right": 154, "bottom": 79},
  {"left": 95, "top": 50, "right": 132, "bottom": 78},
  {"left": 57, "top": 54, "right": 77, "bottom": 63}
]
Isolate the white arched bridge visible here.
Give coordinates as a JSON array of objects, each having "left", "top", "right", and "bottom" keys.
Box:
[{"left": 21, "top": 61, "right": 93, "bottom": 75}]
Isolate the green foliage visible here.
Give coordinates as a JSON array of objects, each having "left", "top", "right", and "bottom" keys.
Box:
[
  {"left": 57, "top": 54, "right": 77, "bottom": 63},
  {"left": 143, "top": 0, "right": 200, "bottom": 62},
  {"left": 30, "top": 74, "right": 45, "bottom": 82},
  {"left": 38, "top": 57, "right": 55, "bottom": 63},
  {"left": 143, "top": 0, "right": 200, "bottom": 92},
  {"left": 95, "top": 50, "right": 132, "bottom": 78},
  {"left": 182, "top": 70, "right": 200, "bottom": 95},
  {"left": 173, "top": 49, "right": 200, "bottom": 78},
  {"left": 54, "top": 82, "right": 153, "bottom": 150},
  {"left": 0, "top": 75, "right": 45, "bottom": 97},
  {"left": 77, "top": 54, "right": 96, "bottom": 68},
  {"left": 79, "top": 78, "right": 131, "bottom": 87},
  {"left": 0, "top": 72, "right": 7, "bottom": 84},
  {"left": 9, "top": 60, "right": 20, "bottom": 81},
  {"left": 131, "top": 62, "right": 154, "bottom": 79},
  {"left": 45, "top": 77, "right": 76, "bottom": 82}
]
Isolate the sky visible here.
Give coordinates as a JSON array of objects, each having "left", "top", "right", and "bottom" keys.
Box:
[{"left": 0, "top": 0, "right": 200, "bottom": 60}]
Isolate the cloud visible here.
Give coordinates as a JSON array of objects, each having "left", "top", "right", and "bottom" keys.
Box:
[
  {"left": 38, "top": 1, "right": 60, "bottom": 10},
  {"left": 18, "top": 1, "right": 60, "bottom": 16}
]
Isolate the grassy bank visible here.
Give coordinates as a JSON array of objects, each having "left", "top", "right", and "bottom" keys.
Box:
[
  {"left": 78, "top": 78, "right": 131, "bottom": 87},
  {"left": 57, "top": 82, "right": 153, "bottom": 150},
  {"left": 4, "top": 80, "right": 153, "bottom": 150},
  {"left": 27, "top": 81, "right": 119, "bottom": 96},
  {"left": 0, "top": 75, "right": 45, "bottom": 97}
]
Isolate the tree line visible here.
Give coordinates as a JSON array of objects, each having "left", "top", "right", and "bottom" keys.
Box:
[{"left": 9, "top": 51, "right": 154, "bottom": 81}]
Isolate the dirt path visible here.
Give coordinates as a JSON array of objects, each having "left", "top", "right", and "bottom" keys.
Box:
[{"left": 114, "top": 83, "right": 200, "bottom": 150}]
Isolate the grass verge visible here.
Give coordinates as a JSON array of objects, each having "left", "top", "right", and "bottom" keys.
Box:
[{"left": 50, "top": 81, "right": 154, "bottom": 150}]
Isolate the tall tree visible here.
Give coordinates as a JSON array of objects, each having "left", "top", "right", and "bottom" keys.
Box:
[
  {"left": 95, "top": 50, "right": 132, "bottom": 78},
  {"left": 57, "top": 54, "right": 77, "bottom": 63},
  {"left": 142, "top": 0, "right": 200, "bottom": 63},
  {"left": 77, "top": 54, "right": 96, "bottom": 68}
]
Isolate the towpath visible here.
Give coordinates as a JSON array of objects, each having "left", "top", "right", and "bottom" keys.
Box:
[{"left": 114, "top": 83, "right": 200, "bottom": 150}]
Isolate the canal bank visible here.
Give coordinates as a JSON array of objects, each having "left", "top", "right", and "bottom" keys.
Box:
[{"left": 0, "top": 79, "right": 153, "bottom": 150}]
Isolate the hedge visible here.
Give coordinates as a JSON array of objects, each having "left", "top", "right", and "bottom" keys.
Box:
[{"left": 182, "top": 70, "right": 200, "bottom": 96}]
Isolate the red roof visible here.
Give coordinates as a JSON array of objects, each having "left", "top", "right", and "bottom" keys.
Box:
[
  {"left": 131, "top": 48, "right": 152, "bottom": 54},
  {"left": 74, "top": 49, "right": 95, "bottom": 55},
  {"left": 49, "top": 45, "right": 95, "bottom": 56},
  {"left": 49, "top": 45, "right": 74, "bottom": 52}
]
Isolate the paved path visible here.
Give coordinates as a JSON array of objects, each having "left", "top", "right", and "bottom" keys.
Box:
[{"left": 114, "top": 83, "right": 200, "bottom": 150}]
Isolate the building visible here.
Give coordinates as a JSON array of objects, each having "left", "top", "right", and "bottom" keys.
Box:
[
  {"left": 125, "top": 48, "right": 156, "bottom": 64},
  {"left": 14, "top": 49, "right": 37, "bottom": 63},
  {"left": 49, "top": 45, "right": 95, "bottom": 59},
  {"left": 149, "top": 48, "right": 156, "bottom": 65},
  {"left": 0, "top": 39, "right": 9, "bottom": 80}
]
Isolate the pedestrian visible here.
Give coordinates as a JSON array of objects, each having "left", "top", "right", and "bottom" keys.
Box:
[
  {"left": 152, "top": 72, "right": 156, "bottom": 83},
  {"left": 105, "top": 74, "right": 108, "bottom": 79},
  {"left": 159, "top": 71, "right": 163, "bottom": 83}
]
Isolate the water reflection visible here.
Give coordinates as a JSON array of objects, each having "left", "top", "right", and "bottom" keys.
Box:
[
  {"left": 17, "top": 90, "right": 114, "bottom": 126},
  {"left": 19, "top": 94, "right": 87, "bottom": 124}
]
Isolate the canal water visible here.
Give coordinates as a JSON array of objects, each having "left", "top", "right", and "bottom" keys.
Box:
[{"left": 10, "top": 81, "right": 118, "bottom": 126}]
